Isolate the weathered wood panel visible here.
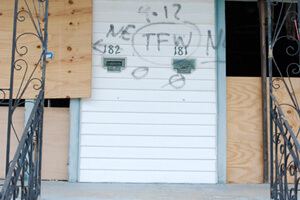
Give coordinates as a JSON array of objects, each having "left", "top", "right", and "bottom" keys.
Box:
[
  {"left": 226, "top": 77, "right": 264, "bottom": 183},
  {"left": 0, "top": 0, "right": 92, "bottom": 99},
  {"left": 0, "top": 107, "right": 69, "bottom": 180}
]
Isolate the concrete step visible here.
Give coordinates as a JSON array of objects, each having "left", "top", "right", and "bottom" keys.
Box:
[
  {"left": 40, "top": 181, "right": 272, "bottom": 200},
  {"left": 0, "top": 180, "right": 3, "bottom": 199}
]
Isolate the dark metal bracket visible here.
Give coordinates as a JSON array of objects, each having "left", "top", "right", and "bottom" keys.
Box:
[
  {"left": 172, "top": 59, "right": 196, "bottom": 74},
  {"left": 103, "top": 57, "right": 126, "bottom": 72}
]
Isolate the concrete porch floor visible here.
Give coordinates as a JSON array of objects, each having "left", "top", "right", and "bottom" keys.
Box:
[{"left": 39, "top": 181, "right": 272, "bottom": 200}]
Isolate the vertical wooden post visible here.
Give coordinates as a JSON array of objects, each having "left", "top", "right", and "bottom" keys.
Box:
[{"left": 258, "top": 0, "right": 268, "bottom": 184}]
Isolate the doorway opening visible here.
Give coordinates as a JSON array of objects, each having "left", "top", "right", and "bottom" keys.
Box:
[
  {"left": 226, "top": 1, "right": 261, "bottom": 77},
  {"left": 225, "top": 1, "right": 263, "bottom": 184},
  {"left": 225, "top": 0, "right": 300, "bottom": 184}
]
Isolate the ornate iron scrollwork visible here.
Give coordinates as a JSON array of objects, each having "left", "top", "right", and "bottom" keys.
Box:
[
  {"left": 0, "top": 0, "right": 49, "bottom": 199},
  {"left": 268, "top": 0, "right": 300, "bottom": 199}
]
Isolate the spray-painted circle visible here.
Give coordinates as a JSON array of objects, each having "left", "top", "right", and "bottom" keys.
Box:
[{"left": 132, "top": 21, "right": 201, "bottom": 65}]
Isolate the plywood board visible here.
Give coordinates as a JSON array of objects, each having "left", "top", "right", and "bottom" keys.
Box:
[
  {"left": 0, "top": 107, "right": 24, "bottom": 179},
  {"left": 269, "top": 77, "right": 300, "bottom": 184},
  {"left": 0, "top": 107, "right": 69, "bottom": 180},
  {"left": 271, "top": 78, "right": 300, "bottom": 133},
  {"left": 0, "top": 0, "right": 92, "bottom": 99},
  {"left": 42, "top": 107, "right": 70, "bottom": 180},
  {"left": 227, "top": 77, "right": 300, "bottom": 184},
  {"left": 226, "top": 77, "right": 264, "bottom": 183}
]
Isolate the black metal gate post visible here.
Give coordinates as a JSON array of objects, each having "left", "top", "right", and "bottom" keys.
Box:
[
  {"left": 0, "top": 0, "right": 49, "bottom": 199},
  {"left": 268, "top": 0, "right": 300, "bottom": 199},
  {"left": 267, "top": 0, "right": 274, "bottom": 197},
  {"left": 5, "top": 0, "right": 19, "bottom": 176}
]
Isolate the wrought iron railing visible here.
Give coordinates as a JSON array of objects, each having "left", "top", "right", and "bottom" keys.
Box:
[
  {"left": 0, "top": 0, "right": 49, "bottom": 199},
  {"left": 270, "top": 93, "right": 300, "bottom": 199},
  {"left": 0, "top": 91, "right": 44, "bottom": 200},
  {"left": 268, "top": 0, "right": 300, "bottom": 199}
]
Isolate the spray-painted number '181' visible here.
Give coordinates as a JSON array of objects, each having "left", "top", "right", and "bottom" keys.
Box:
[{"left": 174, "top": 46, "right": 187, "bottom": 56}]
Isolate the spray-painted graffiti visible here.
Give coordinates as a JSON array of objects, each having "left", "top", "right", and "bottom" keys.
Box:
[
  {"left": 106, "top": 24, "right": 136, "bottom": 41},
  {"left": 131, "top": 21, "right": 200, "bottom": 65},
  {"left": 138, "top": 4, "right": 182, "bottom": 23},
  {"left": 93, "top": 3, "right": 202, "bottom": 63},
  {"left": 131, "top": 66, "right": 186, "bottom": 90},
  {"left": 206, "top": 29, "right": 226, "bottom": 56},
  {"left": 93, "top": 3, "right": 225, "bottom": 89},
  {"left": 161, "top": 74, "right": 186, "bottom": 89},
  {"left": 93, "top": 28, "right": 225, "bottom": 57},
  {"left": 131, "top": 67, "right": 149, "bottom": 79},
  {"left": 93, "top": 41, "right": 121, "bottom": 55}
]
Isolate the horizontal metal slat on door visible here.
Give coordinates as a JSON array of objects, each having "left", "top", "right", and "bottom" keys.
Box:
[
  {"left": 81, "top": 123, "right": 216, "bottom": 136},
  {"left": 80, "top": 170, "right": 216, "bottom": 183},
  {"left": 80, "top": 147, "right": 217, "bottom": 160},
  {"left": 81, "top": 135, "right": 216, "bottom": 148}
]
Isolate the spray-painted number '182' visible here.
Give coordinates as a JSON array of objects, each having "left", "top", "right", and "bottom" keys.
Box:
[{"left": 103, "top": 45, "right": 121, "bottom": 54}]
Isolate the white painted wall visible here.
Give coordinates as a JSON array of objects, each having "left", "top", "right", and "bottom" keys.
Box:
[{"left": 79, "top": 0, "right": 217, "bottom": 183}]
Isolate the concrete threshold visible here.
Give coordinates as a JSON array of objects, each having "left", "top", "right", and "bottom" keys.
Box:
[{"left": 40, "top": 181, "right": 272, "bottom": 200}]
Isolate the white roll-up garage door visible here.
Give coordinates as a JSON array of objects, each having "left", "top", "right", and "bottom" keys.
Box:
[{"left": 80, "top": 0, "right": 217, "bottom": 183}]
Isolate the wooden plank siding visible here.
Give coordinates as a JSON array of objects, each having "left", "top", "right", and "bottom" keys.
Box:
[{"left": 79, "top": 0, "right": 217, "bottom": 183}]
